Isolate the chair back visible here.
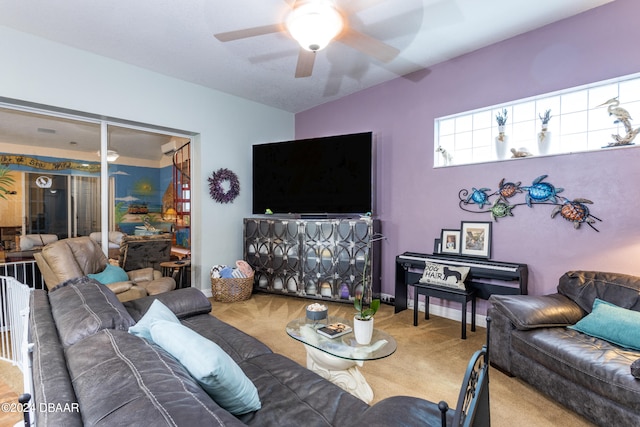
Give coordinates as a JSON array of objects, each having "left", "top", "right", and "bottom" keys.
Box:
[
  {"left": 119, "top": 233, "right": 172, "bottom": 271},
  {"left": 439, "top": 317, "right": 491, "bottom": 427},
  {"left": 34, "top": 236, "right": 108, "bottom": 289},
  {"left": 451, "top": 345, "right": 490, "bottom": 427}
]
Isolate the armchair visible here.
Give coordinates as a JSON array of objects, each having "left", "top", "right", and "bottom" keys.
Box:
[{"left": 34, "top": 236, "right": 175, "bottom": 302}]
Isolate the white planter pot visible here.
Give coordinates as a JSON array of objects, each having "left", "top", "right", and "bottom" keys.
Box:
[
  {"left": 495, "top": 134, "right": 509, "bottom": 160},
  {"left": 353, "top": 316, "right": 374, "bottom": 345},
  {"left": 538, "top": 130, "right": 551, "bottom": 155}
]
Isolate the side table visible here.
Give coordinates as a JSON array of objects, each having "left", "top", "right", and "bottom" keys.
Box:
[
  {"left": 286, "top": 316, "right": 397, "bottom": 403},
  {"left": 160, "top": 260, "right": 190, "bottom": 289},
  {"left": 413, "top": 283, "right": 476, "bottom": 339}
]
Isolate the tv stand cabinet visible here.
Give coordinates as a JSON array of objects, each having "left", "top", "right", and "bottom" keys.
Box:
[{"left": 243, "top": 217, "right": 381, "bottom": 303}]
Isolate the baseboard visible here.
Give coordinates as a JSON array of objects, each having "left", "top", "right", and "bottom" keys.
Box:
[{"left": 408, "top": 299, "right": 488, "bottom": 329}]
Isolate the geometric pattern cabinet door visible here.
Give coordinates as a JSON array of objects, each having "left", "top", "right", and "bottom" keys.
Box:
[
  {"left": 244, "top": 218, "right": 301, "bottom": 293},
  {"left": 243, "top": 217, "right": 380, "bottom": 304}
]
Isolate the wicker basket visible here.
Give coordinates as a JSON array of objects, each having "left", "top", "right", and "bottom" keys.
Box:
[{"left": 211, "top": 275, "right": 254, "bottom": 302}]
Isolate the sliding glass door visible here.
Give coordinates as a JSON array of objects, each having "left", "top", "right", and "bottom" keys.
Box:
[{"left": 25, "top": 173, "right": 101, "bottom": 238}]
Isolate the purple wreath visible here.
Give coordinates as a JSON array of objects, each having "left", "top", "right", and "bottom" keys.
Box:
[{"left": 208, "top": 168, "right": 240, "bottom": 204}]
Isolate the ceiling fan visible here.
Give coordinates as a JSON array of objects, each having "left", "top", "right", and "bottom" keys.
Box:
[{"left": 214, "top": 0, "right": 400, "bottom": 78}]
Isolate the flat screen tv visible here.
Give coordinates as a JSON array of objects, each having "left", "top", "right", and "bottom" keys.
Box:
[{"left": 252, "top": 132, "right": 374, "bottom": 216}]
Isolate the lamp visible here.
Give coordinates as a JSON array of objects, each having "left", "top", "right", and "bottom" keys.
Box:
[
  {"left": 96, "top": 149, "right": 120, "bottom": 162},
  {"left": 164, "top": 208, "right": 177, "bottom": 222},
  {"left": 286, "top": 0, "right": 343, "bottom": 52}
]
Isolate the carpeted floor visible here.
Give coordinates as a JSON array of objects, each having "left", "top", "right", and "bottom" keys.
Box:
[
  {"left": 0, "top": 292, "right": 595, "bottom": 426},
  {"left": 0, "top": 362, "right": 23, "bottom": 426},
  {"left": 211, "top": 293, "right": 595, "bottom": 427}
]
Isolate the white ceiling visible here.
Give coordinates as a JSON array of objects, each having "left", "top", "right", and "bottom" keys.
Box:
[
  {"left": 0, "top": 0, "right": 613, "bottom": 160},
  {"left": 0, "top": 0, "right": 613, "bottom": 114},
  {"left": 0, "top": 106, "right": 184, "bottom": 162}
]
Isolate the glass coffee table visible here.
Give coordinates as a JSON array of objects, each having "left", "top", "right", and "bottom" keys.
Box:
[{"left": 286, "top": 315, "right": 397, "bottom": 403}]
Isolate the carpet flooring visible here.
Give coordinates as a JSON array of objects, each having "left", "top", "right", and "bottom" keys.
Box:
[
  {"left": 0, "top": 362, "right": 23, "bottom": 426},
  {"left": 0, "top": 292, "right": 595, "bottom": 426},
  {"left": 211, "top": 293, "right": 595, "bottom": 427}
]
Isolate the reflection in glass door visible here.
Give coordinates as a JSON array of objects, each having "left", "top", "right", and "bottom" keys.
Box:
[
  {"left": 27, "top": 174, "right": 69, "bottom": 238},
  {"left": 26, "top": 173, "right": 101, "bottom": 238},
  {"left": 73, "top": 176, "right": 101, "bottom": 236}
]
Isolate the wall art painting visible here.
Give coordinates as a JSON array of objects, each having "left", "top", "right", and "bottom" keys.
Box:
[
  {"left": 440, "top": 229, "right": 461, "bottom": 255},
  {"left": 461, "top": 221, "right": 492, "bottom": 258}
]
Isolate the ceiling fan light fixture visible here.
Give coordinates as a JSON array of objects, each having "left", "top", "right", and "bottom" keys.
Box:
[
  {"left": 96, "top": 149, "right": 120, "bottom": 162},
  {"left": 286, "top": 1, "right": 343, "bottom": 52}
]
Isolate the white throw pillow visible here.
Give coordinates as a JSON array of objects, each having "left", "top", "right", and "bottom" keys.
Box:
[
  {"left": 419, "top": 262, "right": 470, "bottom": 290},
  {"left": 19, "top": 234, "right": 58, "bottom": 250}
]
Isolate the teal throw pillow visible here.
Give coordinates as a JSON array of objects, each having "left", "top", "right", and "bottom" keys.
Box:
[
  {"left": 128, "top": 300, "right": 180, "bottom": 341},
  {"left": 150, "top": 321, "right": 261, "bottom": 415},
  {"left": 569, "top": 298, "right": 640, "bottom": 350},
  {"left": 88, "top": 264, "right": 129, "bottom": 285}
]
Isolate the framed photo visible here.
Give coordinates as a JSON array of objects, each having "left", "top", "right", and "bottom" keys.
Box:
[
  {"left": 460, "top": 221, "right": 492, "bottom": 258},
  {"left": 440, "top": 229, "right": 461, "bottom": 255},
  {"left": 433, "top": 238, "right": 441, "bottom": 254}
]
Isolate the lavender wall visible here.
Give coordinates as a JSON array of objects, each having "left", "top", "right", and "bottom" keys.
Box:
[{"left": 296, "top": 0, "right": 640, "bottom": 305}]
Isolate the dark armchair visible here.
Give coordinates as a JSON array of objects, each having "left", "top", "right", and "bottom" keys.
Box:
[
  {"left": 119, "top": 233, "right": 172, "bottom": 271},
  {"left": 348, "top": 319, "right": 491, "bottom": 427},
  {"left": 440, "top": 342, "right": 490, "bottom": 426}
]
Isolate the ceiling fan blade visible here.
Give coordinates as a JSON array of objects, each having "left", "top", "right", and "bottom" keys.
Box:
[
  {"left": 338, "top": 28, "right": 399, "bottom": 63},
  {"left": 342, "top": 0, "right": 390, "bottom": 14},
  {"left": 214, "top": 24, "right": 283, "bottom": 42},
  {"left": 295, "top": 49, "right": 315, "bottom": 78}
]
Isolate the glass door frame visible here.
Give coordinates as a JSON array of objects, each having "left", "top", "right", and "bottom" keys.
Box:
[{"left": 0, "top": 98, "right": 194, "bottom": 257}]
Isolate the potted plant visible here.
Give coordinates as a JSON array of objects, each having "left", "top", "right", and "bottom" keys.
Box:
[
  {"left": 495, "top": 108, "right": 509, "bottom": 160},
  {"left": 352, "top": 232, "right": 386, "bottom": 345},
  {"left": 538, "top": 109, "right": 552, "bottom": 155},
  {"left": 354, "top": 296, "right": 380, "bottom": 321},
  {"left": 353, "top": 294, "right": 380, "bottom": 345}
]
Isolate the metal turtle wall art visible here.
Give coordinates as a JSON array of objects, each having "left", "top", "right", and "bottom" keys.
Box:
[
  {"left": 551, "top": 197, "right": 602, "bottom": 231},
  {"left": 497, "top": 178, "right": 522, "bottom": 201},
  {"left": 522, "top": 175, "right": 563, "bottom": 206},
  {"left": 465, "top": 187, "right": 492, "bottom": 208},
  {"left": 459, "top": 174, "right": 602, "bottom": 231},
  {"left": 490, "top": 200, "right": 514, "bottom": 221}
]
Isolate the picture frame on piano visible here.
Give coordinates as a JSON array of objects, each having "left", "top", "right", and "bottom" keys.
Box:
[
  {"left": 434, "top": 238, "right": 441, "bottom": 254},
  {"left": 461, "top": 221, "right": 492, "bottom": 258},
  {"left": 440, "top": 229, "right": 461, "bottom": 254}
]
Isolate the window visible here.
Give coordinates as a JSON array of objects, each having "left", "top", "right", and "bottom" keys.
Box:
[{"left": 434, "top": 72, "right": 640, "bottom": 167}]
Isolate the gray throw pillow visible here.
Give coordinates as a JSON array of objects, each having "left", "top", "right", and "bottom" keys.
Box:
[{"left": 49, "top": 276, "right": 135, "bottom": 347}]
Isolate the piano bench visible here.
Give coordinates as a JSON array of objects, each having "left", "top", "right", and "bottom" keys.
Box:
[{"left": 413, "top": 284, "right": 476, "bottom": 339}]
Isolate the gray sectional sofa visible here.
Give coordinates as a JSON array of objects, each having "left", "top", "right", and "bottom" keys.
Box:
[
  {"left": 488, "top": 270, "right": 640, "bottom": 427},
  {"left": 30, "top": 277, "right": 450, "bottom": 426}
]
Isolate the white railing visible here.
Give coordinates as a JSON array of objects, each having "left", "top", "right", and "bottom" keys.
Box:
[
  {"left": 0, "top": 275, "right": 34, "bottom": 426},
  {"left": 0, "top": 260, "right": 45, "bottom": 290},
  {"left": 0, "top": 276, "right": 32, "bottom": 367}
]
